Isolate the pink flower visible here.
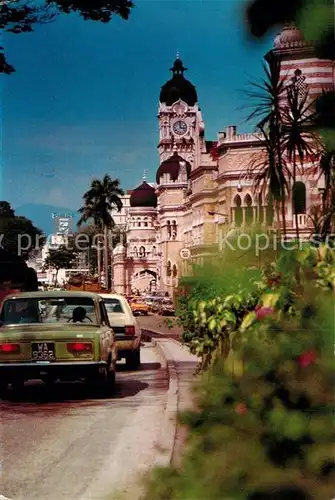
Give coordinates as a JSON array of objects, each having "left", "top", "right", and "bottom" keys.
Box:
[
  {"left": 255, "top": 307, "right": 273, "bottom": 320},
  {"left": 235, "top": 403, "right": 248, "bottom": 416},
  {"left": 297, "top": 350, "right": 317, "bottom": 368}
]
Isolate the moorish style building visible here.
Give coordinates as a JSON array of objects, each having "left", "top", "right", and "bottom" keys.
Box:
[{"left": 112, "top": 25, "right": 334, "bottom": 295}]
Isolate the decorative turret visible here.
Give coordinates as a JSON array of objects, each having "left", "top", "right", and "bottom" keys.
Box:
[
  {"left": 130, "top": 180, "right": 157, "bottom": 208},
  {"left": 160, "top": 55, "right": 198, "bottom": 106}
]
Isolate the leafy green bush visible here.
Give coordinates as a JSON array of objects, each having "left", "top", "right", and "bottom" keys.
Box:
[
  {"left": 142, "top": 287, "right": 335, "bottom": 500},
  {"left": 176, "top": 245, "right": 334, "bottom": 372}
]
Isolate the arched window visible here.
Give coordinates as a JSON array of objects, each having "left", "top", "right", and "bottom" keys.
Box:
[
  {"left": 172, "top": 220, "right": 177, "bottom": 239},
  {"left": 143, "top": 217, "right": 148, "bottom": 227},
  {"left": 133, "top": 246, "right": 138, "bottom": 256},
  {"left": 244, "top": 194, "right": 253, "bottom": 225},
  {"left": 234, "top": 194, "right": 242, "bottom": 227},
  {"left": 166, "top": 260, "right": 172, "bottom": 277},
  {"left": 292, "top": 182, "right": 306, "bottom": 214},
  {"left": 166, "top": 220, "right": 171, "bottom": 239},
  {"left": 136, "top": 217, "right": 141, "bottom": 227},
  {"left": 139, "top": 246, "right": 146, "bottom": 258},
  {"left": 172, "top": 264, "right": 178, "bottom": 278}
]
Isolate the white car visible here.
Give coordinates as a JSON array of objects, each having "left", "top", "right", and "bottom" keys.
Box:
[{"left": 100, "top": 293, "right": 142, "bottom": 369}]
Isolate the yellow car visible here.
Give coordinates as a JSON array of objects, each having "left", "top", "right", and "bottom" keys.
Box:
[
  {"left": 129, "top": 299, "right": 149, "bottom": 316},
  {"left": 0, "top": 291, "right": 117, "bottom": 395}
]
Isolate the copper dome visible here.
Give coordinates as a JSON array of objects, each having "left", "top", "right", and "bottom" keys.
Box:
[
  {"left": 129, "top": 181, "right": 157, "bottom": 208},
  {"left": 156, "top": 153, "right": 191, "bottom": 184}
]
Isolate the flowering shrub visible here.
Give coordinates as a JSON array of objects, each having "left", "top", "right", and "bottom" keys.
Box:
[
  {"left": 176, "top": 244, "right": 334, "bottom": 372},
  {"left": 143, "top": 285, "right": 335, "bottom": 500}
]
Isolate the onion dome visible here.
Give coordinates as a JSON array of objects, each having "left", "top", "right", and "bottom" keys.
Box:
[
  {"left": 274, "top": 24, "right": 307, "bottom": 49},
  {"left": 156, "top": 152, "right": 191, "bottom": 184},
  {"left": 160, "top": 57, "right": 197, "bottom": 106},
  {"left": 129, "top": 180, "right": 157, "bottom": 208}
]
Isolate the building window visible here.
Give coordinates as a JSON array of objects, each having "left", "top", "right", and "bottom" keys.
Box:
[
  {"left": 166, "top": 220, "right": 171, "bottom": 239},
  {"left": 292, "top": 182, "right": 306, "bottom": 214},
  {"left": 171, "top": 220, "right": 177, "bottom": 239},
  {"left": 166, "top": 260, "right": 172, "bottom": 277},
  {"left": 139, "top": 246, "right": 146, "bottom": 258},
  {"left": 234, "top": 194, "right": 242, "bottom": 227},
  {"left": 290, "top": 69, "right": 308, "bottom": 98},
  {"left": 172, "top": 264, "right": 178, "bottom": 278},
  {"left": 244, "top": 194, "right": 253, "bottom": 225},
  {"left": 133, "top": 246, "right": 138, "bottom": 256}
]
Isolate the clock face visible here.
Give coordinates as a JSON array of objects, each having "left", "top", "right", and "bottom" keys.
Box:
[{"left": 172, "top": 120, "right": 188, "bottom": 136}]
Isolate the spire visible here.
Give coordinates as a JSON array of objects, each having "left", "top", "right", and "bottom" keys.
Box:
[
  {"left": 143, "top": 169, "right": 147, "bottom": 181},
  {"left": 176, "top": 49, "right": 179, "bottom": 59}
]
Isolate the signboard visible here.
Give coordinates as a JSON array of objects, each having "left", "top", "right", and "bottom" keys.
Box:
[
  {"left": 179, "top": 248, "right": 191, "bottom": 260},
  {"left": 54, "top": 216, "right": 72, "bottom": 235}
]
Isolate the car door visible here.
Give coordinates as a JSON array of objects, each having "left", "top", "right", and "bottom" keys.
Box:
[{"left": 98, "top": 300, "right": 116, "bottom": 362}]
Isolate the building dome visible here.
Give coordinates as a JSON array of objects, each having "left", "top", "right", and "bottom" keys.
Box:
[
  {"left": 156, "top": 152, "right": 191, "bottom": 184},
  {"left": 129, "top": 180, "right": 157, "bottom": 208},
  {"left": 274, "top": 24, "right": 306, "bottom": 49},
  {"left": 160, "top": 57, "right": 197, "bottom": 106}
]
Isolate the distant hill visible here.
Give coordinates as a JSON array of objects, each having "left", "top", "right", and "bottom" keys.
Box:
[{"left": 15, "top": 204, "right": 78, "bottom": 235}]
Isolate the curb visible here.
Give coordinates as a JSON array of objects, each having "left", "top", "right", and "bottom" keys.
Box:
[{"left": 152, "top": 338, "right": 179, "bottom": 468}]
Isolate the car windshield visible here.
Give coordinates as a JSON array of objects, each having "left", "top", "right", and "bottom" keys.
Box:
[
  {"left": 103, "top": 298, "right": 124, "bottom": 314},
  {"left": 0, "top": 297, "right": 98, "bottom": 325}
]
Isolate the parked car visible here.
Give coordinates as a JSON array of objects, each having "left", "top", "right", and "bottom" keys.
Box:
[
  {"left": 129, "top": 299, "right": 149, "bottom": 316},
  {"left": 157, "top": 298, "right": 175, "bottom": 316},
  {"left": 100, "top": 294, "right": 141, "bottom": 369},
  {"left": 0, "top": 291, "right": 117, "bottom": 394},
  {"left": 151, "top": 297, "right": 163, "bottom": 313}
]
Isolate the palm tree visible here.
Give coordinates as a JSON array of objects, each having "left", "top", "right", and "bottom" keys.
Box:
[
  {"left": 245, "top": 54, "right": 289, "bottom": 236},
  {"left": 77, "top": 175, "right": 124, "bottom": 290},
  {"left": 249, "top": 121, "right": 291, "bottom": 235},
  {"left": 281, "top": 84, "right": 320, "bottom": 240}
]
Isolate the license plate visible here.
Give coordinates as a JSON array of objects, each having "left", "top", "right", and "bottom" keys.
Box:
[{"left": 31, "top": 342, "right": 55, "bottom": 361}]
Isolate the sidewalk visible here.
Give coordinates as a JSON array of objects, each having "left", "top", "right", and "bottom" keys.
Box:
[
  {"left": 138, "top": 314, "right": 183, "bottom": 339},
  {"left": 154, "top": 338, "right": 199, "bottom": 467}
]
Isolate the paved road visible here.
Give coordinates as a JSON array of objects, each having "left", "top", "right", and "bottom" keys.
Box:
[{"left": 0, "top": 343, "right": 168, "bottom": 500}]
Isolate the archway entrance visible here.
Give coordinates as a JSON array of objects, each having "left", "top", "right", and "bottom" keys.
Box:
[{"left": 132, "top": 269, "right": 157, "bottom": 293}]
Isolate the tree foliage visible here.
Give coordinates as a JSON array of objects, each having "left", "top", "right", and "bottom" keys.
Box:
[
  {"left": 78, "top": 174, "right": 124, "bottom": 289},
  {"left": 0, "top": 0, "right": 134, "bottom": 74},
  {"left": 0, "top": 201, "right": 45, "bottom": 260},
  {"left": 43, "top": 245, "right": 78, "bottom": 284}
]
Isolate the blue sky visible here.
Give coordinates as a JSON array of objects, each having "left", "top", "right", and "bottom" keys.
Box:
[{"left": 2, "top": 0, "right": 277, "bottom": 212}]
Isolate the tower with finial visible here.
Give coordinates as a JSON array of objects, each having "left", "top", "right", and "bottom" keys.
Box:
[{"left": 157, "top": 52, "right": 205, "bottom": 175}]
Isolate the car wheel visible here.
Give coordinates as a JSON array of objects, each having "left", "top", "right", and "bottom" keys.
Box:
[
  {"left": 89, "top": 361, "right": 115, "bottom": 397},
  {"left": 126, "top": 349, "right": 140, "bottom": 370}
]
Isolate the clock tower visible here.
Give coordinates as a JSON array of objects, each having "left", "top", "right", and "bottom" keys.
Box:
[{"left": 157, "top": 55, "right": 206, "bottom": 171}]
